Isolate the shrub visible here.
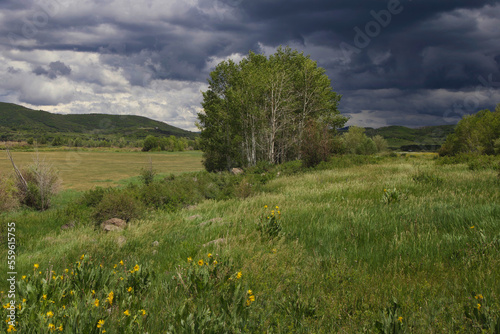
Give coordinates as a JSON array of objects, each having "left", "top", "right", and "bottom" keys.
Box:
[
  {"left": 15, "top": 157, "right": 61, "bottom": 211},
  {"left": 80, "top": 186, "right": 109, "bottom": 207},
  {"left": 140, "top": 158, "right": 156, "bottom": 186},
  {"left": 93, "top": 190, "right": 144, "bottom": 223}
]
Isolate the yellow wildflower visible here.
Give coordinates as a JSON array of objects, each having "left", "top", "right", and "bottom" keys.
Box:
[
  {"left": 34, "top": 264, "right": 39, "bottom": 269},
  {"left": 208, "top": 253, "right": 212, "bottom": 258},
  {"left": 80, "top": 254, "right": 85, "bottom": 260},
  {"left": 7, "top": 324, "right": 16, "bottom": 332},
  {"left": 47, "top": 311, "right": 54, "bottom": 318},
  {"left": 113, "top": 264, "right": 117, "bottom": 269},
  {"left": 213, "top": 260, "right": 218, "bottom": 265},
  {"left": 92, "top": 290, "right": 95, "bottom": 296},
  {"left": 249, "top": 295, "right": 255, "bottom": 302},
  {"left": 475, "top": 294, "right": 484, "bottom": 300},
  {"left": 198, "top": 260, "right": 204, "bottom": 266},
  {"left": 22, "top": 276, "right": 26, "bottom": 280},
  {"left": 97, "top": 319, "right": 105, "bottom": 328},
  {"left": 42, "top": 295, "right": 47, "bottom": 300},
  {"left": 58, "top": 325, "right": 63, "bottom": 331},
  {"left": 247, "top": 290, "right": 253, "bottom": 295},
  {"left": 119, "top": 260, "right": 124, "bottom": 266},
  {"left": 133, "top": 264, "right": 140, "bottom": 272},
  {"left": 477, "top": 303, "right": 481, "bottom": 310},
  {"left": 187, "top": 257, "right": 192, "bottom": 262},
  {"left": 48, "top": 323, "right": 55, "bottom": 330},
  {"left": 94, "top": 299, "right": 99, "bottom": 307},
  {"left": 141, "top": 309, "right": 146, "bottom": 316},
  {"left": 236, "top": 272, "right": 242, "bottom": 279},
  {"left": 106, "top": 291, "right": 114, "bottom": 305},
  {"left": 264, "top": 205, "right": 268, "bottom": 208},
  {"left": 470, "top": 226, "right": 475, "bottom": 229},
  {"left": 3, "top": 303, "right": 10, "bottom": 309},
  {"left": 124, "top": 310, "right": 130, "bottom": 316},
  {"left": 398, "top": 316, "right": 403, "bottom": 323},
  {"left": 127, "top": 287, "right": 133, "bottom": 292}
]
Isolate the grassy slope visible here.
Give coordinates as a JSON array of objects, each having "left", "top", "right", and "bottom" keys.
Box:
[
  {"left": 0, "top": 102, "right": 196, "bottom": 139},
  {"left": 1, "top": 155, "right": 499, "bottom": 332}
]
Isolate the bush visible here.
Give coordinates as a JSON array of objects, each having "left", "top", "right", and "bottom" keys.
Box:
[
  {"left": 80, "top": 187, "right": 109, "bottom": 207},
  {"left": 0, "top": 172, "right": 19, "bottom": 212},
  {"left": 93, "top": 190, "right": 144, "bottom": 223},
  {"left": 15, "top": 158, "right": 61, "bottom": 211},
  {"left": 140, "top": 159, "right": 156, "bottom": 186}
]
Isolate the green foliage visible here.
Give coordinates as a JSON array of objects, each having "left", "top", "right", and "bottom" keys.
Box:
[
  {"left": 375, "top": 299, "right": 407, "bottom": 334},
  {"left": 300, "top": 120, "right": 336, "bottom": 168},
  {"left": 440, "top": 104, "right": 500, "bottom": 156},
  {"left": 139, "top": 159, "right": 156, "bottom": 185},
  {"left": 258, "top": 205, "right": 283, "bottom": 239},
  {"left": 80, "top": 187, "right": 109, "bottom": 207},
  {"left": 343, "top": 126, "right": 379, "bottom": 155},
  {"left": 198, "top": 46, "right": 346, "bottom": 171},
  {"left": 92, "top": 190, "right": 144, "bottom": 223},
  {"left": 464, "top": 294, "right": 500, "bottom": 333},
  {"left": 356, "top": 136, "right": 378, "bottom": 155},
  {"left": 1, "top": 256, "right": 152, "bottom": 333},
  {"left": 382, "top": 187, "right": 404, "bottom": 204},
  {"left": 373, "top": 135, "right": 389, "bottom": 152}
]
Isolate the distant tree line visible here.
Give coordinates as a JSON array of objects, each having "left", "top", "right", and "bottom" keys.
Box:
[
  {"left": 439, "top": 103, "right": 500, "bottom": 156},
  {"left": 4, "top": 134, "right": 200, "bottom": 151}
]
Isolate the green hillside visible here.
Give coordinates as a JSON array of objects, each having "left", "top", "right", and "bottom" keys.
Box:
[
  {"left": 0, "top": 102, "right": 196, "bottom": 141},
  {"left": 364, "top": 124, "right": 456, "bottom": 151}
]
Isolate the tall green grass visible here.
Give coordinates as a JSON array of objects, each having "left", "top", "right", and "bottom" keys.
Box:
[{"left": 1, "top": 155, "right": 499, "bottom": 332}]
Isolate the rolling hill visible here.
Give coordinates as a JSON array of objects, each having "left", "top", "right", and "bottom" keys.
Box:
[{"left": 0, "top": 102, "right": 197, "bottom": 140}]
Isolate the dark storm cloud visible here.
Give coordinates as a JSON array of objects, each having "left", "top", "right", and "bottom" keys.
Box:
[
  {"left": 0, "top": 0, "right": 499, "bottom": 129},
  {"left": 33, "top": 61, "right": 71, "bottom": 79}
]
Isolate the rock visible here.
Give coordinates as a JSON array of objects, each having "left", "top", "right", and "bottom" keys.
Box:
[
  {"left": 101, "top": 218, "right": 127, "bottom": 232},
  {"left": 231, "top": 168, "right": 244, "bottom": 175},
  {"left": 187, "top": 214, "right": 202, "bottom": 220},
  {"left": 152, "top": 241, "right": 159, "bottom": 247},
  {"left": 203, "top": 238, "right": 226, "bottom": 247},
  {"left": 61, "top": 222, "right": 75, "bottom": 230}
]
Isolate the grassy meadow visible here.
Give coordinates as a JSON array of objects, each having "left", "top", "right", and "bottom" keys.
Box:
[
  {"left": 1, "top": 153, "right": 500, "bottom": 333},
  {"left": 0, "top": 150, "right": 204, "bottom": 190}
]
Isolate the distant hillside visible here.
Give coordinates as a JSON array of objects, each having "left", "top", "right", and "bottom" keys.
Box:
[
  {"left": 0, "top": 102, "right": 197, "bottom": 140},
  {"left": 340, "top": 124, "right": 456, "bottom": 151}
]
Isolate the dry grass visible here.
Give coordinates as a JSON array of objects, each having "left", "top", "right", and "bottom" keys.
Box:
[{"left": 0, "top": 150, "right": 203, "bottom": 190}]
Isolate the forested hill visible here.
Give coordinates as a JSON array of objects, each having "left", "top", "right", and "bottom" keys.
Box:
[
  {"left": 364, "top": 125, "right": 456, "bottom": 151},
  {"left": 0, "top": 102, "right": 196, "bottom": 139}
]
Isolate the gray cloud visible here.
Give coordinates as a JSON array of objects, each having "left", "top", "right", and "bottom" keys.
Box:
[
  {"left": 0, "top": 0, "right": 498, "bottom": 130},
  {"left": 33, "top": 60, "right": 71, "bottom": 79}
]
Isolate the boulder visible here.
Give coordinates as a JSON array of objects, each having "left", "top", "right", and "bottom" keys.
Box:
[
  {"left": 101, "top": 218, "right": 127, "bottom": 232},
  {"left": 231, "top": 168, "right": 244, "bottom": 175}
]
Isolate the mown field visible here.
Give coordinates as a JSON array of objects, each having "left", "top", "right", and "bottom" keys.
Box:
[
  {"left": 0, "top": 150, "right": 204, "bottom": 190},
  {"left": 1, "top": 153, "right": 499, "bottom": 333}
]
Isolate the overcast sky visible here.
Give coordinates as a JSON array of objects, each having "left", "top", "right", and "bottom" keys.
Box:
[{"left": 1, "top": 0, "right": 499, "bottom": 131}]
